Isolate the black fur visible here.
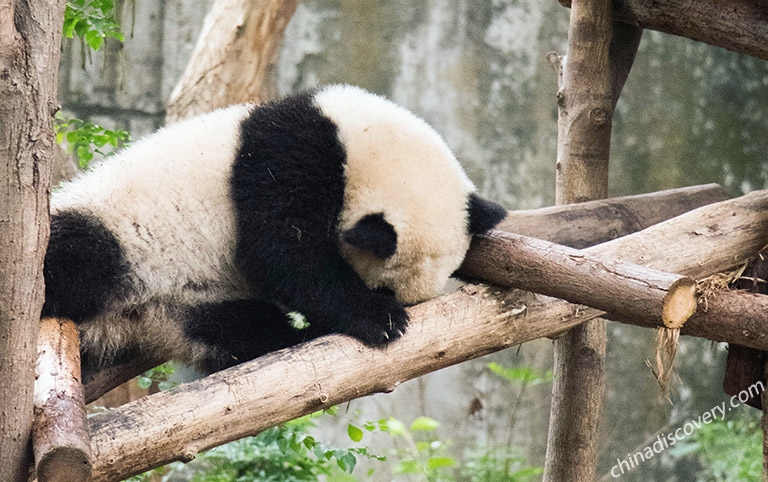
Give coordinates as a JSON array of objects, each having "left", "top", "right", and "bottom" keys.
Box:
[
  {"left": 231, "top": 92, "right": 408, "bottom": 346},
  {"left": 341, "top": 213, "right": 398, "bottom": 259},
  {"left": 183, "top": 299, "right": 320, "bottom": 372},
  {"left": 467, "top": 193, "right": 507, "bottom": 234},
  {"left": 43, "top": 210, "right": 131, "bottom": 321}
]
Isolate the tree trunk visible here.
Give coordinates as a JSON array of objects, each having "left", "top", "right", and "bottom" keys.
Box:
[
  {"left": 560, "top": 0, "right": 768, "bottom": 61},
  {"left": 165, "top": 0, "right": 298, "bottom": 123},
  {"left": 0, "top": 2, "right": 65, "bottom": 481},
  {"left": 33, "top": 318, "right": 91, "bottom": 482},
  {"left": 87, "top": 189, "right": 768, "bottom": 481},
  {"left": 545, "top": 0, "right": 629, "bottom": 478},
  {"left": 82, "top": 184, "right": 728, "bottom": 404},
  {"left": 461, "top": 230, "right": 697, "bottom": 328}
]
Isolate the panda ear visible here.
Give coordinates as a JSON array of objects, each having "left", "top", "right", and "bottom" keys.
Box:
[
  {"left": 467, "top": 193, "right": 507, "bottom": 234},
  {"left": 341, "top": 213, "right": 398, "bottom": 259}
]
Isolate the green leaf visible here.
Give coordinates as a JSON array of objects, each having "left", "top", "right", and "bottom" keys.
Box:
[
  {"left": 386, "top": 417, "right": 407, "bottom": 436},
  {"left": 157, "top": 381, "right": 175, "bottom": 391},
  {"left": 136, "top": 376, "right": 152, "bottom": 389},
  {"left": 394, "top": 460, "right": 420, "bottom": 474},
  {"left": 347, "top": 424, "right": 363, "bottom": 442},
  {"left": 410, "top": 416, "right": 439, "bottom": 432},
  {"left": 426, "top": 456, "right": 455, "bottom": 470},
  {"left": 340, "top": 453, "right": 357, "bottom": 473}
]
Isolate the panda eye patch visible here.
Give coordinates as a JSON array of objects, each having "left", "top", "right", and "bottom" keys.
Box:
[{"left": 341, "top": 213, "right": 398, "bottom": 259}]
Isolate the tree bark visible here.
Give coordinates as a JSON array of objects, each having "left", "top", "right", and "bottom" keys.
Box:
[
  {"left": 33, "top": 318, "right": 91, "bottom": 482},
  {"left": 0, "top": 2, "right": 65, "bottom": 481},
  {"left": 498, "top": 183, "right": 727, "bottom": 249},
  {"left": 546, "top": 0, "right": 624, "bottom": 478},
  {"left": 763, "top": 360, "right": 768, "bottom": 482},
  {"left": 164, "top": 0, "right": 298, "bottom": 123},
  {"left": 461, "top": 230, "right": 697, "bottom": 329},
  {"left": 560, "top": 0, "right": 768, "bottom": 61},
  {"left": 87, "top": 189, "right": 768, "bottom": 481},
  {"left": 82, "top": 184, "right": 728, "bottom": 404}
]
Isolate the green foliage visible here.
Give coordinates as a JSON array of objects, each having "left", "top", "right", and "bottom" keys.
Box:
[
  {"left": 460, "top": 446, "right": 543, "bottom": 482},
  {"left": 187, "top": 413, "right": 377, "bottom": 482},
  {"left": 54, "top": 112, "right": 130, "bottom": 168},
  {"left": 351, "top": 416, "right": 456, "bottom": 481},
  {"left": 487, "top": 362, "right": 553, "bottom": 386},
  {"left": 63, "top": 0, "right": 124, "bottom": 50},
  {"left": 671, "top": 414, "right": 762, "bottom": 482},
  {"left": 137, "top": 362, "right": 178, "bottom": 391}
]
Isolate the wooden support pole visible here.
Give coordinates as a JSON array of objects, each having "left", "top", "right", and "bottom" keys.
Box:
[
  {"left": 87, "top": 190, "right": 768, "bottom": 481},
  {"left": 461, "top": 230, "right": 696, "bottom": 329},
  {"left": 0, "top": 2, "right": 66, "bottom": 481},
  {"left": 763, "top": 359, "right": 768, "bottom": 482},
  {"left": 560, "top": 0, "right": 768, "bottom": 62},
  {"left": 82, "top": 184, "right": 728, "bottom": 404},
  {"left": 545, "top": 0, "right": 627, "bottom": 478},
  {"left": 33, "top": 318, "right": 92, "bottom": 482}
]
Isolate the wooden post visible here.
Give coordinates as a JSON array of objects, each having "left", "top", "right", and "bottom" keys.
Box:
[
  {"left": 545, "top": 0, "right": 642, "bottom": 479},
  {"left": 0, "top": 2, "right": 66, "bottom": 481},
  {"left": 763, "top": 360, "right": 768, "bottom": 482},
  {"left": 33, "top": 318, "right": 92, "bottom": 482}
]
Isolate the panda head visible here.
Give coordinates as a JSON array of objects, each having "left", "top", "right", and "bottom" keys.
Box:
[{"left": 314, "top": 85, "right": 507, "bottom": 305}]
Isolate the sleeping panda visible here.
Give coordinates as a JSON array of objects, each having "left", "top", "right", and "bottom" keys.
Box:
[{"left": 43, "top": 85, "right": 506, "bottom": 374}]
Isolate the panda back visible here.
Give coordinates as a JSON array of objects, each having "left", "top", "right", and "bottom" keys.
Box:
[{"left": 50, "top": 104, "right": 254, "bottom": 307}]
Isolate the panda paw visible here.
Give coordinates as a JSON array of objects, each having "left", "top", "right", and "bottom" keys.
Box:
[{"left": 347, "top": 295, "right": 409, "bottom": 345}]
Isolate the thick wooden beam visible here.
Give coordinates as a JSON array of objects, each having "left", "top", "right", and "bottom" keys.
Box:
[
  {"left": 87, "top": 190, "right": 768, "bottom": 481},
  {"left": 82, "top": 184, "right": 729, "bottom": 404},
  {"left": 461, "top": 230, "right": 696, "bottom": 328},
  {"left": 33, "top": 318, "right": 91, "bottom": 482},
  {"left": 499, "top": 183, "right": 727, "bottom": 249},
  {"left": 561, "top": 0, "right": 768, "bottom": 61}
]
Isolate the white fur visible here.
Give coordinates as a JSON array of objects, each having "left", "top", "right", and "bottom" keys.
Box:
[
  {"left": 52, "top": 105, "right": 253, "bottom": 364},
  {"left": 315, "top": 85, "right": 476, "bottom": 304}
]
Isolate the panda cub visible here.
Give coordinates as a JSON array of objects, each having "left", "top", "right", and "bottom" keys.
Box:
[{"left": 44, "top": 85, "right": 506, "bottom": 374}]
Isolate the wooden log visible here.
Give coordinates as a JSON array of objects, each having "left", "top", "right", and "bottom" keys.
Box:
[
  {"left": 83, "top": 356, "right": 163, "bottom": 405},
  {"left": 763, "top": 363, "right": 768, "bottom": 482},
  {"left": 499, "top": 183, "right": 727, "bottom": 249},
  {"left": 461, "top": 230, "right": 696, "bottom": 328},
  {"left": 0, "top": 2, "right": 66, "bottom": 481},
  {"left": 560, "top": 0, "right": 768, "bottom": 61},
  {"left": 546, "top": 0, "right": 621, "bottom": 477},
  {"left": 33, "top": 318, "right": 92, "bottom": 482},
  {"left": 624, "top": 291, "right": 768, "bottom": 352},
  {"left": 82, "top": 184, "right": 729, "bottom": 404},
  {"left": 165, "top": 0, "right": 298, "bottom": 123},
  {"left": 87, "top": 190, "right": 768, "bottom": 482},
  {"left": 723, "top": 255, "right": 768, "bottom": 409}
]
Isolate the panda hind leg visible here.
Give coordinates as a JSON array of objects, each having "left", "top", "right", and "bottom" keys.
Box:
[{"left": 183, "top": 299, "right": 319, "bottom": 373}]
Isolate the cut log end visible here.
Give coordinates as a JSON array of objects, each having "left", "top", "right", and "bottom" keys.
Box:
[
  {"left": 37, "top": 448, "right": 92, "bottom": 482},
  {"left": 662, "top": 279, "right": 697, "bottom": 329}
]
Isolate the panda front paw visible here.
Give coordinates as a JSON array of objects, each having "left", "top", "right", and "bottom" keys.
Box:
[{"left": 346, "top": 294, "right": 409, "bottom": 345}]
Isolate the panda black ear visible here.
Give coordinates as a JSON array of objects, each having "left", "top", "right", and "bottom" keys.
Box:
[
  {"left": 467, "top": 193, "right": 507, "bottom": 234},
  {"left": 341, "top": 213, "right": 398, "bottom": 259}
]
